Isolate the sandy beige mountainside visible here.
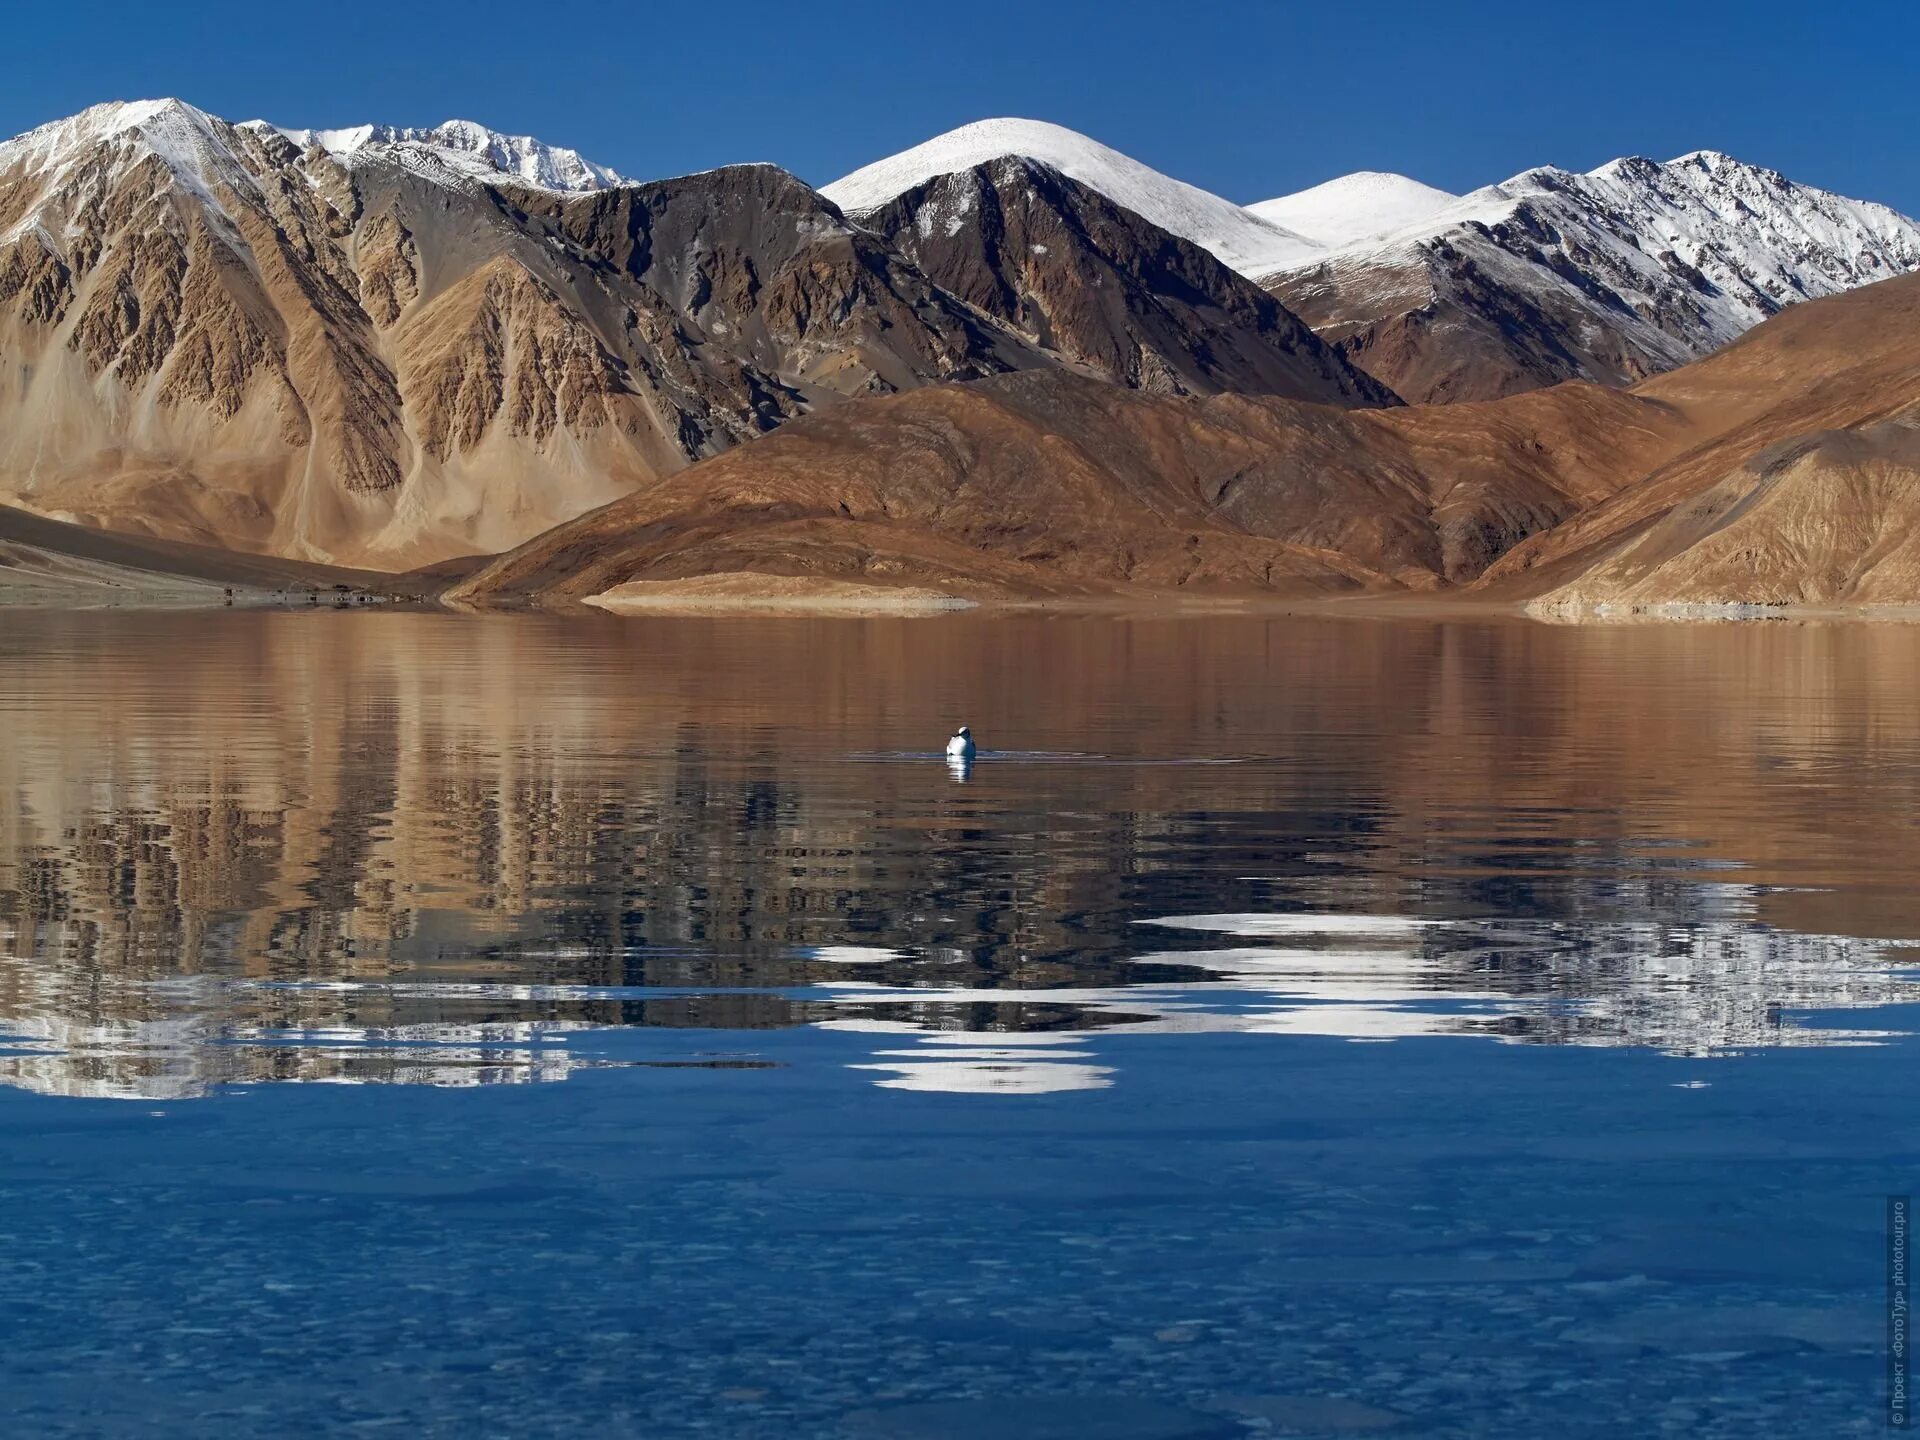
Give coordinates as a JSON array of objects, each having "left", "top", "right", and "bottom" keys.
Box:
[
  {"left": 1482, "top": 272, "right": 1920, "bottom": 608},
  {"left": 0, "top": 101, "right": 1398, "bottom": 572},
  {"left": 453, "top": 270, "right": 1920, "bottom": 611},
  {"left": 0, "top": 103, "right": 1060, "bottom": 568},
  {"left": 1522, "top": 419, "right": 1920, "bottom": 613}
]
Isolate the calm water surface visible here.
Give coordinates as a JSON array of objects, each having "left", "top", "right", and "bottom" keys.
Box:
[{"left": 1, "top": 610, "right": 1916, "bottom": 1437}]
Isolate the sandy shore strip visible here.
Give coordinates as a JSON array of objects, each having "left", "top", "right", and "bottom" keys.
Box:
[{"left": 581, "top": 574, "right": 975, "bottom": 615}]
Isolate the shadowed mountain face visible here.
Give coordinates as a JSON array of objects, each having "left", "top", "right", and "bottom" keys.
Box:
[
  {"left": 452, "top": 272, "right": 1920, "bottom": 610},
  {"left": 857, "top": 157, "right": 1397, "bottom": 405},
  {"left": 1269, "top": 239, "right": 1679, "bottom": 407}
]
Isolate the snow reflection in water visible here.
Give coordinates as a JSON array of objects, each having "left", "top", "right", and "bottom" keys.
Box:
[{"left": 4, "top": 890, "right": 1917, "bottom": 1099}]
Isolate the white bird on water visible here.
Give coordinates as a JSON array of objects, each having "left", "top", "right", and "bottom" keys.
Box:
[{"left": 946, "top": 726, "right": 976, "bottom": 761}]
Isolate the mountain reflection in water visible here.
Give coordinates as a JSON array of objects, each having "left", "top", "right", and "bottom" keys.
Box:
[{"left": 3, "top": 609, "right": 1918, "bottom": 1099}]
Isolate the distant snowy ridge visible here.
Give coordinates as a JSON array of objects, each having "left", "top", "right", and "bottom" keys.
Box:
[
  {"left": 821, "top": 117, "right": 1322, "bottom": 277},
  {"left": 0, "top": 98, "right": 626, "bottom": 216},
  {"left": 1248, "top": 171, "right": 1458, "bottom": 248},
  {"left": 827, "top": 122, "right": 1920, "bottom": 363},
  {"left": 1284, "top": 149, "right": 1920, "bottom": 355},
  {"left": 265, "top": 118, "right": 626, "bottom": 193},
  {"left": 1320, "top": 150, "right": 1920, "bottom": 268}
]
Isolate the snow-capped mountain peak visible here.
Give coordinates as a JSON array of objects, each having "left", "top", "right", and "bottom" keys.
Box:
[
  {"left": 821, "top": 117, "right": 1321, "bottom": 277},
  {"left": 266, "top": 118, "right": 626, "bottom": 192},
  {"left": 0, "top": 98, "right": 274, "bottom": 248},
  {"left": 1246, "top": 171, "right": 1458, "bottom": 248},
  {"left": 0, "top": 97, "right": 215, "bottom": 158},
  {"left": 1264, "top": 147, "right": 1920, "bottom": 403},
  {"left": 0, "top": 98, "right": 249, "bottom": 193},
  {"left": 1664, "top": 149, "right": 1741, "bottom": 171}
]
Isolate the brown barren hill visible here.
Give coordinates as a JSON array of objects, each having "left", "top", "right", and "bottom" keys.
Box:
[
  {"left": 0, "top": 104, "right": 1051, "bottom": 570},
  {"left": 1481, "top": 272, "right": 1920, "bottom": 609},
  {"left": 448, "top": 368, "right": 1690, "bottom": 606},
  {"left": 456, "top": 271, "right": 1920, "bottom": 612}
]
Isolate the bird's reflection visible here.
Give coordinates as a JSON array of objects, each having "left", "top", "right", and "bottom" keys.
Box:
[{"left": 946, "top": 752, "right": 973, "bottom": 783}]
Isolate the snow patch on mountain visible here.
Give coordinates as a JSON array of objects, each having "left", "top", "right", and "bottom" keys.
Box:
[
  {"left": 822, "top": 117, "right": 1320, "bottom": 277},
  {"left": 0, "top": 99, "right": 265, "bottom": 244},
  {"left": 267, "top": 118, "right": 626, "bottom": 192},
  {"left": 1248, "top": 171, "right": 1457, "bottom": 248},
  {"left": 1, "top": 99, "right": 250, "bottom": 194}
]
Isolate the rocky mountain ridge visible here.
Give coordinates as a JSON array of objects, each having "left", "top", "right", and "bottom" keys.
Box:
[
  {"left": 0, "top": 99, "right": 1384, "bottom": 569},
  {"left": 449, "top": 271, "right": 1920, "bottom": 613},
  {"left": 8, "top": 98, "right": 1920, "bottom": 610},
  {"left": 1264, "top": 150, "right": 1920, "bottom": 402},
  {"left": 830, "top": 122, "right": 1920, "bottom": 403},
  {"left": 260, "top": 118, "right": 627, "bottom": 192},
  {"left": 852, "top": 155, "right": 1397, "bottom": 405}
]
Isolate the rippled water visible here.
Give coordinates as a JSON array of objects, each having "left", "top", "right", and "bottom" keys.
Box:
[{"left": 1, "top": 609, "right": 1915, "bottom": 1436}]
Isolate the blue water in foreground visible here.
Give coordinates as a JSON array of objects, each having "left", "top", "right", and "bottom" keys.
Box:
[{"left": 1, "top": 610, "right": 1915, "bottom": 1437}]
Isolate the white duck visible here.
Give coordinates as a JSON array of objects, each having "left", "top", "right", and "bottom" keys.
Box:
[{"left": 946, "top": 725, "right": 976, "bottom": 761}]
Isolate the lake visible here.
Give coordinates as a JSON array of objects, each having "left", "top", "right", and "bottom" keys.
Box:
[{"left": 1, "top": 608, "right": 1914, "bottom": 1437}]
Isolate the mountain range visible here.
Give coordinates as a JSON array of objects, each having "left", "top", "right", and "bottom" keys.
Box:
[
  {"left": 1262, "top": 151, "right": 1920, "bottom": 404},
  {"left": 449, "top": 272, "right": 1920, "bottom": 612},
  {"left": 0, "top": 101, "right": 1036, "bottom": 567},
  {"left": 0, "top": 101, "right": 1397, "bottom": 568},
  {"left": 3, "top": 98, "right": 1919, "bottom": 612},
  {"left": 822, "top": 118, "right": 1920, "bottom": 404}
]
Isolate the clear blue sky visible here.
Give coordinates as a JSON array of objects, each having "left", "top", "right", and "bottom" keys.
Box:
[{"left": 7, "top": 0, "right": 1917, "bottom": 211}]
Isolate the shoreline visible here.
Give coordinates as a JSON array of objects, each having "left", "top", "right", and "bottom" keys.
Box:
[
  {"left": 12, "top": 551, "right": 1920, "bottom": 626},
  {"left": 16, "top": 571, "right": 1920, "bottom": 624}
]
